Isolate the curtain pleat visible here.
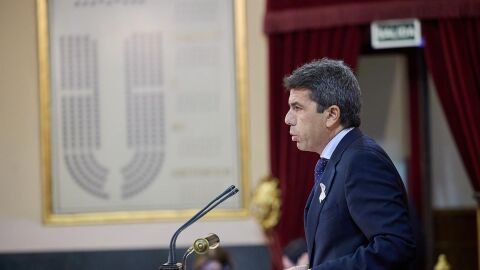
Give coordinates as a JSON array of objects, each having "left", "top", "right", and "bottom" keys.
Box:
[{"left": 423, "top": 18, "right": 480, "bottom": 191}]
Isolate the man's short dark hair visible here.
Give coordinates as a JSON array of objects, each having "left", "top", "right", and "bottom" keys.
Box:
[{"left": 283, "top": 58, "right": 361, "bottom": 128}]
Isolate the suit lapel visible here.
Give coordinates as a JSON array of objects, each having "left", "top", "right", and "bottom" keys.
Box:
[
  {"left": 304, "top": 187, "right": 315, "bottom": 255},
  {"left": 320, "top": 128, "right": 363, "bottom": 205},
  {"left": 305, "top": 128, "right": 363, "bottom": 259},
  {"left": 304, "top": 187, "right": 315, "bottom": 225},
  {"left": 305, "top": 164, "right": 335, "bottom": 258},
  {"left": 305, "top": 184, "right": 320, "bottom": 257}
]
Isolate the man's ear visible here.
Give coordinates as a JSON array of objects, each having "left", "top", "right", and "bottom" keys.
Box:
[{"left": 325, "top": 105, "right": 341, "bottom": 128}]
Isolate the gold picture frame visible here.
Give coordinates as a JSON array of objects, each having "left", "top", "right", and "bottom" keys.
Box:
[{"left": 37, "top": 0, "right": 250, "bottom": 225}]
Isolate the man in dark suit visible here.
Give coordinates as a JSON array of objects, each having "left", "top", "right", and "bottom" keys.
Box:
[{"left": 283, "top": 58, "right": 416, "bottom": 270}]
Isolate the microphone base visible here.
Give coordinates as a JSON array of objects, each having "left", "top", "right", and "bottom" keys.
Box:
[{"left": 159, "top": 263, "right": 182, "bottom": 270}]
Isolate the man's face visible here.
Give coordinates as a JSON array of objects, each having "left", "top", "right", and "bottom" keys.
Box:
[{"left": 285, "top": 89, "right": 329, "bottom": 154}]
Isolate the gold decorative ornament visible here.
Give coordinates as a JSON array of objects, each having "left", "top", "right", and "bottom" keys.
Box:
[
  {"left": 250, "top": 176, "right": 281, "bottom": 230},
  {"left": 434, "top": 254, "right": 451, "bottom": 270}
]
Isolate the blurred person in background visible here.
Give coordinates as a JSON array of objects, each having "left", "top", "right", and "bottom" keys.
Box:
[{"left": 193, "top": 247, "right": 233, "bottom": 270}]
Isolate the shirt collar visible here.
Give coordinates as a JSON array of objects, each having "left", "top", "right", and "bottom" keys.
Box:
[{"left": 320, "top": 127, "right": 354, "bottom": 159}]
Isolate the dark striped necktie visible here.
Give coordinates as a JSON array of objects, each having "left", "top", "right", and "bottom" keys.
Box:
[{"left": 314, "top": 158, "right": 329, "bottom": 192}]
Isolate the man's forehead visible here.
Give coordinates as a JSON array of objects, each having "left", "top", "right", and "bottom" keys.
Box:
[{"left": 288, "top": 88, "right": 311, "bottom": 103}]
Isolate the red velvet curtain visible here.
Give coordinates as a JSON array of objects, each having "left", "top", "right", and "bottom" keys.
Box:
[
  {"left": 267, "top": 28, "right": 361, "bottom": 269},
  {"left": 265, "top": 0, "right": 480, "bottom": 34},
  {"left": 423, "top": 18, "right": 480, "bottom": 192}
]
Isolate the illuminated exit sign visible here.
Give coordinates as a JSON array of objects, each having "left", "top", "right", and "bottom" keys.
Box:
[{"left": 371, "top": 18, "right": 422, "bottom": 49}]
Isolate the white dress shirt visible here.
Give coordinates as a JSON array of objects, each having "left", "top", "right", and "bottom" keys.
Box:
[{"left": 320, "top": 127, "right": 354, "bottom": 159}]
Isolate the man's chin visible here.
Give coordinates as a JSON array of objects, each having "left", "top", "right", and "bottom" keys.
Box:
[
  {"left": 296, "top": 143, "right": 315, "bottom": 153},
  {"left": 296, "top": 142, "right": 306, "bottom": 151}
]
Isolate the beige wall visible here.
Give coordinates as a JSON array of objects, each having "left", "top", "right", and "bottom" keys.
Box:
[
  {"left": 429, "top": 76, "right": 475, "bottom": 208},
  {"left": 358, "top": 54, "right": 410, "bottom": 184},
  {"left": 0, "top": 0, "right": 269, "bottom": 252}
]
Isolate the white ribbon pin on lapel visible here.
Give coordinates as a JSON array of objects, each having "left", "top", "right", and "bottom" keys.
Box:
[{"left": 319, "top": 183, "right": 326, "bottom": 203}]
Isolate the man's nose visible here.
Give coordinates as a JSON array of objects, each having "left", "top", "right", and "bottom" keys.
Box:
[{"left": 285, "top": 110, "right": 294, "bottom": 125}]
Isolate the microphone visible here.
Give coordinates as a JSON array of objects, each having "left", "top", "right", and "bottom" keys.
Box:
[
  {"left": 193, "top": 233, "right": 220, "bottom": 254},
  {"left": 159, "top": 185, "right": 239, "bottom": 270},
  {"left": 181, "top": 234, "right": 221, "bottom": 270}
]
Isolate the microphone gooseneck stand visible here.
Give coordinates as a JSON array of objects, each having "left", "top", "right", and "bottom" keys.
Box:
[{"left": 159, "top": 185, "right": 239, "bottom": 270}]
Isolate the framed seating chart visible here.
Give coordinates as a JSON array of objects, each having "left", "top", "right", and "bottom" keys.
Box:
[{"left": 37, "top": 0, "right": 249, "bottom": 224}]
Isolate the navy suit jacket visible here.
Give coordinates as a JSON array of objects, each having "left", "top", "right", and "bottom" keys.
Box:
[{"left": 304, "top": 128, "right": 416, "bottom": 269}]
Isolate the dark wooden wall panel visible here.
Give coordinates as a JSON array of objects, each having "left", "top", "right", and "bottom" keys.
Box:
[{"left": 433, "top": 209, "right": 478, "bottom": 270}]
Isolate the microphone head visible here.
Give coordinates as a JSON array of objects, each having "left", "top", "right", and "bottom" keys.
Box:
[{"left": 193, "top": 233, "right": 220, "bottom": 254}]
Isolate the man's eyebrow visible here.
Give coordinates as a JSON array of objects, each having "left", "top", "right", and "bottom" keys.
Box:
[{"left": 289, "top": 101, "right": 302, "bottom": 107}]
